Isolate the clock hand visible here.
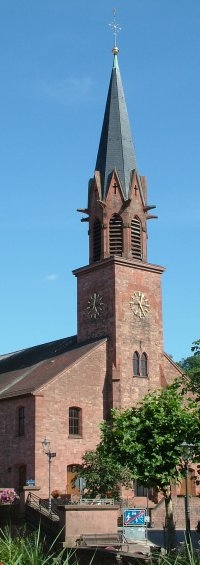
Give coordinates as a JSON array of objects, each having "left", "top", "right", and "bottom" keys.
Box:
[{"left": 138, "top": 296, "right": 145, "bottom": 316}]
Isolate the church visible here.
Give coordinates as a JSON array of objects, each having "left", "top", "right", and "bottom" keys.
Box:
[{"left": 0, "top": 41, "right": 183, "bottom": 500}]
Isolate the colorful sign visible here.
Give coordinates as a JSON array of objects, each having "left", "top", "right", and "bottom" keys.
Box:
[{"left": 123, "top": 508, "right": 146, "bottom": 527}]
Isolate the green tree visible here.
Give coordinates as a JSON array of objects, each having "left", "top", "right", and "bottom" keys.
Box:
[
  {"left": 179, "top": 339, "right": 200, "bottom": 397},
  {"left": 99, "top": 383, "right": 200, "bottom": 551},
  {"left": 74, "top": 446, "right": 132, "bottom": 499},
  {"left": 191, "top": 339, "right": 200, "bottom": 355}
]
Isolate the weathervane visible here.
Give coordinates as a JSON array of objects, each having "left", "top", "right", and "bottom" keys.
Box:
[{"left": 109, "top": 9, "right": 121, "bottom": 51}]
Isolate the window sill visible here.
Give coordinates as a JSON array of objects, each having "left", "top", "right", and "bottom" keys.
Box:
[
  {"left": 133, "top": 375, "right": 148, "bottom": 378},
  {"left": 68, "top": 435, "right": 82, "bottom": 439}
]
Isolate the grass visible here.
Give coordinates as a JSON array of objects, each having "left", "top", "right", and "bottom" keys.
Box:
[
  {"left": 0, "top": 526, "right": 73, "bottom": 565},
  {"left": 148, "top": 538, "right": 200, "bottom": 565}
]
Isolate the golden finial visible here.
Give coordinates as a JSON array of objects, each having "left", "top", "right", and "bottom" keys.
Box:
[{"left": 109, "top": 8, "right": 121, "bottom": 54}]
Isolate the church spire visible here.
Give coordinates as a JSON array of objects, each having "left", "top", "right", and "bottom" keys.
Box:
[
  {"left": 78, "top": 26, "right": 157, "bottom": 265},
  {"left": 95, "top": 45, "right": 139, "bottom": 200}
]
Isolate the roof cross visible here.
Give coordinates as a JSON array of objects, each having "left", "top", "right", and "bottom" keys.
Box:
[{"left": 109, "top": 9, "right": 121, "bottom": 49}]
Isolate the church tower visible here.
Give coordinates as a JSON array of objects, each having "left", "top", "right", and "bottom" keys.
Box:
[{"left": 73, "top": 43, "right": 165, "bottom": 415}]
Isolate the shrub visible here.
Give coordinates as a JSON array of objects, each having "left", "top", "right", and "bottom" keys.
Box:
[{"left": 0, "top": 489, "right": 19, "bottom": 505}]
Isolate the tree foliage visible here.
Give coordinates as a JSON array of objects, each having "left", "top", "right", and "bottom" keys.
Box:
[
  {"left": 99, "top": 382, "right": 200, "bottom": 551},
  {"left": 191, "top": 339, "right": 200, "bottom": 356},
  {"left": 74, "top": 446, "right": 132, "bottom": 499},
  {"left": 77, "top": 382, "right": 200, "bottom": 551},
  {"left": 100, "top": 382, "right": 200, "bottom": 494},
  {"left": 179, "top": 339, "right": 200, "bottom": 397}
]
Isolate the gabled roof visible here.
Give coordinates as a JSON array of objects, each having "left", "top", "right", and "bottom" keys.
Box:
[
  {"left": 0, "top": 336, "right": 106, "bottom": 400},
  {"left": 95, "top": 50, "right": 139, "bottom": 201}
]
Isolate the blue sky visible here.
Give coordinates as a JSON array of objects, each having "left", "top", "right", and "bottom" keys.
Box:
[{"left": 0, "top": 0, "right": 200, "bottom": 361}]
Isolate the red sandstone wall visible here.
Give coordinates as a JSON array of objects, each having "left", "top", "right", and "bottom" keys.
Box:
[
  {"left": 34, "top": 340, "right": 107, "bottom": 497},
  {"left": 0, "top": 341, "right": 107, "bottom": 497},
  {"left": 151, "top": 495, "right": 200, "bottom": 530},
  {"left": 75, "top": 256, "right": 165, "bottom": 408},
  {"left": 57, "top": 505, "right": 119, "bottom": 546},
  {"left": 0, "top": 396, "right": 35, "bottom": 489}
]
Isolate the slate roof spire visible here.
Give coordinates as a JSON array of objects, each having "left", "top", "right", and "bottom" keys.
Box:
[{"left": 95, "top": 45, "right": 139, "bottom": 201}]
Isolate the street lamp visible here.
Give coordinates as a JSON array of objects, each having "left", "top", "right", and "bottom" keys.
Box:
[
  {"left": 181, "top": 441, "right": 194, "bottom": 544},
  {"left": 42, "top": 437, "right": 56, "bottom": 512}
]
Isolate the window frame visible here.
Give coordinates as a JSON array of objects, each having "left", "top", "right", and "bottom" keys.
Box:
[
  {"left": 69, "top": 407, "right": 82, "bottom": 437},
  {"left": 133, "top": 352, "right": 148, "bottom": 378},
  {"left": 141, "top": 352, "right": 148, "bottom": 377},
  {"left": 133, "top": 351, "right": 140, "bottom": 376}
]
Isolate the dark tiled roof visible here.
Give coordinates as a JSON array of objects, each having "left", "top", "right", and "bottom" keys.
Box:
[
  {"left": 95, "top": 53, "right": 138, "bottom": 200},
  {"left": 0, "top": 336, "right": 106, "bottom": 400}
]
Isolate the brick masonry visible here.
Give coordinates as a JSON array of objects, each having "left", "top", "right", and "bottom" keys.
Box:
[
  {"left": 151, "top": 495, "right": 200, "bottom": 530},
  {"left": 74, "top": 255, "right": 180, "bottom": 411},
  {"left": 0, "top": 341, "right": 107, "bottom": 497}
]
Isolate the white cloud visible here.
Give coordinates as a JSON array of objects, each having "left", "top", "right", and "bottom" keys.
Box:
[
  {"left": 34, "top": 75, "right": 94, "bottom": 105},
  {"left": 45, "top": 274, "right": 59, "bottom": 281}
]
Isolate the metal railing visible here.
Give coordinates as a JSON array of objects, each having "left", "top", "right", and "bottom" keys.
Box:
[
  {"left": 26, "top": 491, "right": 60, "bottom": 521},
  {"left": 79, "top": 497, "right": 115, "bottom": 505}
]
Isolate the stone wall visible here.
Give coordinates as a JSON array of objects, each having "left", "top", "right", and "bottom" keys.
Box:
[{"left": 150, "top": 495, "right": 200, "bottom": 530}]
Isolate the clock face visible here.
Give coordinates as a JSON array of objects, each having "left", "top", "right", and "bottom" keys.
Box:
[
  {"left": 130, "top": 291, "right": 150, "bottom": 318},
  {"left": 87, "top": 292, "right": 103, "bottom": 319}
]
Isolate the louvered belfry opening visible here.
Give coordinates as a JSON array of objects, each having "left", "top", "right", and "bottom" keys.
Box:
[
  {"left": 109, "top": 214, "right": 123, "bottom": 257},
  {"left": 131, "top": 217, "right": 142, "bottom": 259},
  {"left": 93, "top": 219, "right": 101, "bottom": 262}
]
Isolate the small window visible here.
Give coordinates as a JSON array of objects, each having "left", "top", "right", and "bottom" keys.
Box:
[
  {"left": 133, "top": 352, "right": 140, "bottom": 376},
  {"left": 18, "top": 407, "right": 25, "bottom": 436},
  {"left": 141, "top": 352, "right": 148, "bottom": 376},
  {"left": 69, "top": 407, "right": 82, "bottom": 436}
]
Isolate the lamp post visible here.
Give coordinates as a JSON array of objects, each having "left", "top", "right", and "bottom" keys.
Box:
[
  {"left": 181, "top": 441, "right": 194, "bottom": 544},
  {"left": 42, "top": 437, "right": 56, "bottom": 513}
]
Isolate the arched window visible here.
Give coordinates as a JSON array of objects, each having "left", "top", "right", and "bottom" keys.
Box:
[
  {"left": 109, "top": 214, "right": 123, "bottom": 257},
  {"left": 69, "top": 407, "right": 82, "bottom": 436},
  {"left": 141, "top": 352, "right": 148, "bottom": 377},
  {"left": 18, "top": 406, "right": 25, "bottom": 436},
  {"left": 131, "top": 217, "right": 142, "bottom": 259},
  {"left": 93, "top": 219, "right": 101, "bottom": 262},
  {"left": 133, "top": 352, "right": 140, "bottom": 376}
]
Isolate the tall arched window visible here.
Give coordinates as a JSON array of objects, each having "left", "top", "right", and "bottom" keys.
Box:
[
  {"left": 133, "top": 352, "right": 140, "bottom": 376},
  {"left": 131, "top": 217, "right": 142, "bottom": 259},
  {"left": 93, "top": 219, "right": 101, "bottom": 262},
  {"left": 109, "top": 214, "right": 123, "bottom": 257},
  {"left": 141, "top": 352, "right": 148, "bottom": 376},
  {"left": 18, "top": 406, "right": 25, "bottom": 436},
  {"left": 69, "top": 407, "right": 82, "bottom": 436}
]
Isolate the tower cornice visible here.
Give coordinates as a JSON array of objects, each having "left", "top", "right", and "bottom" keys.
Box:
[{"left": 73, "top": 256, "right": 165, "bottom": 278}]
